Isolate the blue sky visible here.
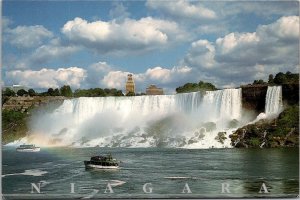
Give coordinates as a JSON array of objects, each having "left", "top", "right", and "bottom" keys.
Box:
[{"left": 2, "top": 0, "right": 299, "bottom": 93}]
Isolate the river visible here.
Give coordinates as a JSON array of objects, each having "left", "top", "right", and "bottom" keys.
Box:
[{"left": 2, "top": 147, "right": 298, "bottom": 199}]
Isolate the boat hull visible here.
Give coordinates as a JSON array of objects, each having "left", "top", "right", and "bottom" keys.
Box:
[
  {"left": 16, "top": 147, "right": 40, "bottom": 152},
  {"left": 84, "top": 161, "right": 119, "bottom": 169}
]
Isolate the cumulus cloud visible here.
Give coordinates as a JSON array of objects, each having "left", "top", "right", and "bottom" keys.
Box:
[
  {"left": 5, "top": 67, "right": 87, "bottom": 89},
  {"left": 85, "top": 61, "right": 113, "bottom": 87},
  {"left": 182, "top": 16, "right": 299, "bottom": 87},
  {"left": 146, "top": 0, "right": 217, "bottom": 20},
  {"left": 61, "top": 17, "right": 188, "bottom": 54},
  {"left": 4, "top": 25, "right": 53, "bottom": 49},
  {"left": 30, "top": 38, "right": 80, "bottom": 65},
  {"left": 101, "top": 65, "right": 192, "bottom": 93}
]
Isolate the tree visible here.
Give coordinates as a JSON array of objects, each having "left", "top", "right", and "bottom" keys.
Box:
[
  {"left": 47, "top": 88, "right": 55, "bottom": 96},
  {"left": 53, "top": 88, "right": 60, "bottom": 96},
  {"left": 176, "top": 81, "right": 217, "bottom": 93},
  {"left": 253, "top": 79, "right": 266, "bottom": 85},
  {"left": 17, "top": 89, "right": 28, "bottom": 96},
  {"left": 60, "top": 85, "right": 73, "bottom": 97},
  {"left": 268, "top": 74, "right": 274, "bottom": 84},
  {"left": 273, "top": 72, "right": 287, "bottom": 84},
  {"left": 3, "top": 88, "right": 15, "bottom": 96},
  {"left": 28, "top": 89, "right": 36, "bottom": 96}
]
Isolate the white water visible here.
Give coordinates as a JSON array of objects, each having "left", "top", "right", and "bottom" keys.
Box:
[
  {"left": 23, "top": 89, "right": 244, "bottom": 148},
  {"left": 250, "top": 86, "right": 283, "bottom": 123},
  {"left": 265, "top": 86, "right": 283, "bottom": 116}
]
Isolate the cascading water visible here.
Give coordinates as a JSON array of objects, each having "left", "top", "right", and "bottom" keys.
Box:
[
  {"left": 25, "top": 88, "right": 243, "bottom": 148},
  {"left": 265, "top": 86, "right": 283, "bottom": 116}
]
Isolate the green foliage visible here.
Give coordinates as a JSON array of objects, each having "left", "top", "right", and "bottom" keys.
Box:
[
  {"left": 2, "top": 110, "right": 26, "bottom": 129},
  {"left": 249, "top": 138, "right": 260, "bottom": 147},
  {"left": 273, "top": 105, "right": 299, "bottom": 136},
  {"left": 17, "top": 89, "right": 28, "bottom": 96},
  {"left": 60, "top": 85, "right": 73, "bottom": 97},
  {"left": 46, "top": 88, "right": 60, "bottom": 96},
  {"left": 3, "top": 88, "right": 15, "bottom": 96},
  {"left": 253, "top": 79, "right": 267, "bottom": 85},
  {"left": 272, "top": 71, "right": 299, "bottom": 84},
  {"left": 176, "top": 81, "right": 216, "bottom": 93},
  {"left": 47, "top": 88, "right": 55, "bottom": 96},
  {"left": 2, "top": 110, "right": 28, "bottom": 144},
  {"left": 74, "top": 88, "right": 123, "bottom": 97},
  {"left": 28, "top": 89, "right": 36, "bottom": 96},
  {"left": 268, "top": 74, "right": 274, "bottom": 84},
  {"left": 53, "top": 88, "right": 60, "bottom": 96}
]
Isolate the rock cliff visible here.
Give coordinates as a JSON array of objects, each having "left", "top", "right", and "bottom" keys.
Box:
[
  {"left": 241, "top": 84, "right": 299, "bottom": 113},
  {"left": 2, "top": 96, "right": 67, "bottom": 112}
]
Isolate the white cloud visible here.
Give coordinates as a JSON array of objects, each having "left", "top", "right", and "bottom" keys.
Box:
[
  {"left": 61, "top": 17, "right": 188, "bottom": 54},
  {"left": 183, "top": 40, "right": 215, "bottom": 69},
  {"left": 85, "top": 61, "right": 114, "bottom": 87},
  {"left": 257, "top": 16, "right": 299, "bottom": 41},
  {"left": 30, "top": 38, "right": 80, "bottom": 65},
  {"left": 146, "top": 0, "right": 217, "bottom": 20},
  {"left": 5, "top": 67, "right": 87, "bottom": 89},
  {"left": 100, "top": 65, "right": 192, "bottom": 93},
  {"left": 5, "top": 25, "right": 53, "bottom": 49},
  {"left": 182, "top": 16, "right": 299, "bottom": 87},
  {"left": 109, "top": 2, "right": 130, "bottom": 22},
  {"left": 216, "top": 32, "right": 259, "bottom": 54}
]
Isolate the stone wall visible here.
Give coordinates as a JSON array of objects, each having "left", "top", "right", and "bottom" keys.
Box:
[{"left": 2, "top": 96, "right": 67, "bottom": 112}]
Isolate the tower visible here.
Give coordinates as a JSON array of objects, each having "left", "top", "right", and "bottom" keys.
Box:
[{"left": 125, "top": 74, "right": 135, "bottom": 95}]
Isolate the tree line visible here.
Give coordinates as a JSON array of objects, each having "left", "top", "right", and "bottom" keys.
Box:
[
  {"left": 176, "top": 81, "right": 217, "bottom": 93},
  {"left": 2, "top": 85, "right": 125, "bottom": 98},
  {"left": 252, "top": 71, "right": 299, "bottom": 85}
]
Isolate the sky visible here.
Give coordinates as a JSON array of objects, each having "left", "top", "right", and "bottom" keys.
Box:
[{"left": 2, "top": 0, "right": 299, "bottom": 94}]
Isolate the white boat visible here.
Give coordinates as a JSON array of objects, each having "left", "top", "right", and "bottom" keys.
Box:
[
  {"left": 84, "top": 154, "right": 119, "bottom": 169},
  {"left": 16, "top": 144, "right": 40, "bottom": 152}
]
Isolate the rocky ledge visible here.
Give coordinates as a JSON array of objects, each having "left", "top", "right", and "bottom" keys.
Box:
[
  {"left": 2, "top": 96, "right": 67, "bottom": 112},
  {"left": 230, "top": 105, "right": 299, "bottom": 148}
]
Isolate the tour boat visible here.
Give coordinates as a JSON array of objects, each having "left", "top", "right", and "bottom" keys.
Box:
[
  {"left": 16, "top": 144, "right": 40, "bottom": 152},
  {"left": 84, "top": 154, "right": 119, "bottom": 169}
]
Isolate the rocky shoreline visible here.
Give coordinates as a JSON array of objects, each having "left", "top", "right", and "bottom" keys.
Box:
[{"left": 230, "top": 105, "right": 299, "bottom": 148}]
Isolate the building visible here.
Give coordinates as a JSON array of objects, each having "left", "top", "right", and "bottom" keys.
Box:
[
  {"left": 146, "top": 85, "right": 164, "bottom": 95},
  {"left": 125, "top": 74, "right": 135, "bottom": 94}
]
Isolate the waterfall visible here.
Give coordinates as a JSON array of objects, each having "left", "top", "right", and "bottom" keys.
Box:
[
  {"left": 27, "top": 89, "right": 243, "bottom": 148},
  {"left": 265, "top": 86, "right": 283, "bottom": 116},
  {"left": 203, "top": 88, "right": 242, "bottom": 120}
]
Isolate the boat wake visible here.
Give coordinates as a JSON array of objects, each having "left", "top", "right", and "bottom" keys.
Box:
[{"left": 2, "top": 169, "right": 48, "bottom": 177}]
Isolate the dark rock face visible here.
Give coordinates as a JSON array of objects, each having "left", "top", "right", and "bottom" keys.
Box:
[
  {"left": 282, "top": 84, "right": 299, "bottom": 106},
  {"left": 241, "top": 85, "right": 268, "bottom": 113},
  {"left": 241, "top": 84, "right": 299, "bottom": 113}
]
